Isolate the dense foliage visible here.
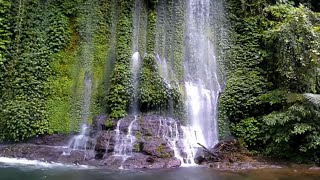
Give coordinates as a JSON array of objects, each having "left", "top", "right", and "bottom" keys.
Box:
[
  {"left": 222, "top": 0, "right": 320, "bottom": 164},
  {"left": 106, "top": 0, "right": 135, "bottom": 119},
  {"left": 1, "top": 0, "right": 319, "bottom": 166},
  {"left": 139, "top": 54, "right": 183, "bottom": 115},
  {"left": 0, "top": 0, "right": 185, "bottom": 141},
  {"left": 0, "top": 0, "right": 70, "bottom": 141}
]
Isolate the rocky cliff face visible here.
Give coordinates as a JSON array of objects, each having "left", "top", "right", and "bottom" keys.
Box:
[
  {"left": 0, "top": 115, "right": 182, "bottom": 169},
  {"left": 92, "top": 114, "right": 182, "bottom": 169},
  {"left": 0, "top": 114, "right": 277, "bottom": 170}
]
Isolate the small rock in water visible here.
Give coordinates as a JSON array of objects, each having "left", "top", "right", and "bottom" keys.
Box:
[{"left": 194, "top": 149, "right": 205, "bottom": 164}]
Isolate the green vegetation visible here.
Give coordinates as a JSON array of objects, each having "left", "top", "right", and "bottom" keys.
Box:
[
  {"left": 107, "top": 0, "right": 134, "bottom": 119},
  {"left": 1, "top": 0, "right": 319, "bottom": 166},
  {"left": 0, "top": 0, "right": 66, "bottom": 141},
  {"left": 222, "top": 0, "right": 320, "bottom": 164},
  {"left": 139, "top": 54, "right": 183, "bottom": 114}
]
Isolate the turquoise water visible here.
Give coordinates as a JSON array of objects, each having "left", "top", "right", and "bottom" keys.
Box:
[{"left": 1, "top": 162, "right": 320, "bottom": 180}]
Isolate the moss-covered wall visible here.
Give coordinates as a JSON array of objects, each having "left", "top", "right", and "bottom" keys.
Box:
[
  {"left": 106, "top": 0, "right": 134, "bottom": 119},
  {"left": 0, "top": 0, "right": 118, "bottom": 140},
  {"left": 48, "top": 0, "right": 115, "bottom": 133},
  {"left": 0, "top": 0, "right": 197, "bottom": 141}
]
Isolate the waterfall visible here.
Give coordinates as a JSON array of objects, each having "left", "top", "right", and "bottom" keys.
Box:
[
  {"left": 180, "top": 0, "right": 222, "bottom": 165},
  {"left": 111, "top": 0, "right": 143, "bottom": 168},
  {"left": 70, "top": 124, "right": 90, "bottom": 150},
  {"left": 157, "top": 117, "right": 184, "bottom": 165},
  {"left": 65, "top": 73, "right": 94, "bottom": 154},
  {"left": 130, "top": 0, "right": 144, "bottom": 115},
  {"left": 114, "top": 117, "right": 137, "bottom": 157},
  {"left": 113, "top": 116, "right": 138, "bottom": 169},
  {"left": 131, "top": 52, "right": 142, "bottom": 114}
]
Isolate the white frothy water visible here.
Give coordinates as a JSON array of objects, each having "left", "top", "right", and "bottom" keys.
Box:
[
  {"left": 65, "top": 73, "right": 94, "bottom": 154},
  {"left": 157, "top": 117, "right": 185, "bottom": 166},
  {"left": 179, "top": 0, "right": 222, "bottom": 166},
  {"left": 113, "top": 116, "right": 138, "bottom": 169},
  {"left": 69, "top": 124, "right": 90, "bottom": 150},
  {"left": 0, "top": 157, "right": 91, "bottom": 169}
]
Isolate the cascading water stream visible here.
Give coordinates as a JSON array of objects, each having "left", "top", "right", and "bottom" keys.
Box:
[
  {"left": 156, "top": 54, "right": 170, "bottom": 85},
  {"left": 130, "top": 52, "right": 142, "bottom": 114},
  {"left": 179, "top": 0, "right": 222, "bottom": 166},
  {"left": 113, "top": 116, "right": 138, "bottom": 169},
  {"left": 156, "top": 54, "right": 174, "bottom": 116},
  {"left": 112, "top": 0, "right": 142, "bottom": 168},
  {"left": 112, "top": 52, "right": 140, "bottom": 168},
  {"left": 157, "top": 117, "right": 184, "bottom": 164},
  {"left": 64, "top": 73, "right": 94, "bottom": 155},
  {"left": 114, "top": 117, "right": 137, "bottom": 157}
]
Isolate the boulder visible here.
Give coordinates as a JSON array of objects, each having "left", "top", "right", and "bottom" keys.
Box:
[
  {"left": 138, "top": 115, "right": 163, "bottom": 136},
  {"left": 58, "top": 150, "right": 95, "bottom": 164},
  {"left": 94, "top": 131, "right": 116, "bottom": 152},
  {"left": 0, "top": 144, "right": 63, "bottom": 162},
  {"left": 165, "top": 158, "right": 181, "bottom": 168},
  {"left": 142, "top": 137, "right": 174, "bottom": 158},
  {"left": 0, "top": 114, "right": 186, "bottom": 169},
  {"left": 121, "top": 154, "right": 180, "bottom": 169},
  {"left": 117, "top": 116, "right": 137, "bottom": 133},
  {"left": 92, "top": 114, "right": 107, "bottom": 131},
  {"left": 194, "top": 148, "right": 205, "bottom": 164}
]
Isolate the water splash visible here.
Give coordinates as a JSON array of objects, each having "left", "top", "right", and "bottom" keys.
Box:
[
  {"left": 157, "top": 117, "right": 185, "bottom": 165},
  {"left": 113, "top": 116, "right": 138, "bottom": 169},
  {"left": 70, "top": 124, "right": 90, "bottom": 150},
  {"left": 0, "top": 157, "right": 92, "bottom": 169},
  {"left": 180, "top": 0, "right": 223, "bottom": 165},
  {"left": 65, "top": 73, "right": 94, "bottom": 154}
]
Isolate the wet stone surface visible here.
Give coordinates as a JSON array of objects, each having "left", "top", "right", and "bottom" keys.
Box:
[
  {"left": 0, "top": 114, "right": 316, "bottom": 171},
  {"left": 0, "top": 115, "right": 184, "bottom": 169}
]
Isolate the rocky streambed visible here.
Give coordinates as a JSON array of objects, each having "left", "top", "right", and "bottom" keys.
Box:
[{"left": 0, "top": 115, "right": 317, "bottom": 171}]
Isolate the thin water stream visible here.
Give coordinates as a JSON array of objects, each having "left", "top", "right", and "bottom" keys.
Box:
[{"left": 66, "top": 73, "right": 93, "bottom": 153}]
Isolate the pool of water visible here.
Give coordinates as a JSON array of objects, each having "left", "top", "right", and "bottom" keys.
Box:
[{"left": 0, "top": 160, "right": 320, "bottom": 180}]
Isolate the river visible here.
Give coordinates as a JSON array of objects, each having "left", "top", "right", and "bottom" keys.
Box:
[{"left": 1, "top": 160, "right": 320, "bottom": 180}]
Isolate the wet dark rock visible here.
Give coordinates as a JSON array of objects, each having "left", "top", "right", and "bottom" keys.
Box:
[
  {"left": 120, "top": 154, "right": 180, "bottom": 169},
  {"left": 165, "top": 158, "right": 181, "bottom": 168},
  {"left": 142, "top": 137, "right": 174, "bottom": 158},
  {"left": 146, "top": 156, "right": 155, "bottom": 163},
  {"left": 194, "top": 149, "right": 205, "bottom": 164},
  {"left": 0, "top": 114, "right": 294, "bottom": 171},
  {"left": 103, "top": 156, "right": 124, "bottom": 169},
  {"left": 92, "top": 114, "right": 108, "bottom": 131},
  {"left": 0, "top": 144, "right": 63, "bottom": 162},
  {"left": 94, "top": 131, "right": 115, "bottom": 153},
  {"left": 138, "top": 115, "right": 163, "bottom": 136},
  {"left": 58, "top": 150, "right": 95, "bottom": 164},
  {"left": 25, "top": 134, "right": 72, "bottom": 146},
  {"left": 118, "top": 116, "right": 137, "bottom": 133},
  {"left": 121, "top": 154, "right": 152, "bottom": 169},
  {"left": 0, "top": 115, "right": 195, "bottom": 169}
]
